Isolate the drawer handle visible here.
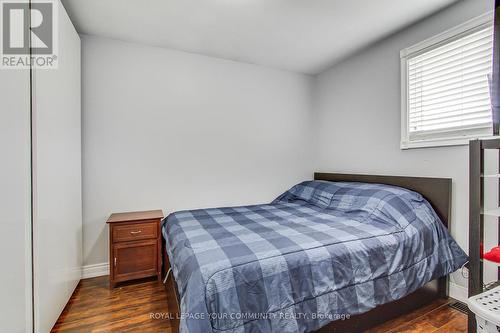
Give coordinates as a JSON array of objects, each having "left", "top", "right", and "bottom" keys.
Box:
[{"left": 130, "top": 230, "right": 142, "bottom": 235}]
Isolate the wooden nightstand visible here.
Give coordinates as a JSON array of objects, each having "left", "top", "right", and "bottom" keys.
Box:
[{"left": 106, "top": 210, "right": 163, "bottom": 287}]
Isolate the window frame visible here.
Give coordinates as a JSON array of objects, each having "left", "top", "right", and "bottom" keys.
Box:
[{"left": 400, "top": 13, "right": 494, "bottom": 149}]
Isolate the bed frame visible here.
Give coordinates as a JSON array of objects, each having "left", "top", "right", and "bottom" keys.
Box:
[{"left": 163, "top": 172, "right": 452, "bottom": 333}]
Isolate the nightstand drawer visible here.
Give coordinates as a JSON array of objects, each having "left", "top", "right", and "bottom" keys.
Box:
[{"left": 112, "top": 221, "right": 158, "bottom": 242}]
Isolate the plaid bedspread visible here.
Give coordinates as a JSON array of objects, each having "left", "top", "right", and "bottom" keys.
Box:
[{"left": 162, "top": 181, "right": 467, "bottom": 333}]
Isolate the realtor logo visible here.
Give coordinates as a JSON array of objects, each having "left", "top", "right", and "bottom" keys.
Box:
[{"left": 1, "top": 0, "right": 58, "bottom": 68}]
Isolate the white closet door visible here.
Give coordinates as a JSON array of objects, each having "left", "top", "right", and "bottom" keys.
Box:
[
  {"left": 32, "top": 1, "right": 82, "bottom": 332},
  {"left": 0, "top": 52, "right": 32, "bottom": 333}
]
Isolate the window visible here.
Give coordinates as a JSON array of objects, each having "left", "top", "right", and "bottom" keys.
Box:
[{"left": 400, "top": 14, "right": 494, "bottom": 149}]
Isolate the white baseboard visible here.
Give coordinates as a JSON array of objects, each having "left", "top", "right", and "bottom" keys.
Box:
[
  {"left": 449, "top": 282, "right": 468, "bottom": 303},
  {"left": 82, "top": 262, "right": 109, "bottom": 279}
]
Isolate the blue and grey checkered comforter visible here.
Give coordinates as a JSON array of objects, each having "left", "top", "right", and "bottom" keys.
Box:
[{"left": 162, "top": 181, "right": 467, "bottom": 333}]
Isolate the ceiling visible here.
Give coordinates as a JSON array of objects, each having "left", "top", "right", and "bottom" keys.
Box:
[{"left": 61, "top": 0, "right": 458, "bottom": 74}]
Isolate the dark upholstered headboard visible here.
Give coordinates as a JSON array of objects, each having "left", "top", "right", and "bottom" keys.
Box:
[{"left": 314, "top": 172, "right": 452, "bottom": 228}]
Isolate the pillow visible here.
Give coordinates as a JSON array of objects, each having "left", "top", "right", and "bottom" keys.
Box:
[
  {"left": 274, "top": 180, "right": 425, "bottom": 228},
  {"left": 273, "top": 181, "right": 341, "bottom": 208}
]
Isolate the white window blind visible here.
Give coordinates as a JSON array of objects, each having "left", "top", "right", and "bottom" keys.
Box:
[{"left": 401, "top": 15, "right": 494, "bottom": 148}]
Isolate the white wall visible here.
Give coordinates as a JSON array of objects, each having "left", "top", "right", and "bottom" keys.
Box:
[
  {"left": 82, "top": 0, "right": 490, "bottom": 299},
  {"left": 0, "top": 56, "right": 32, "bottom": 333},
  {"left": 33, "top": 1, "right": 82, "bottom": 331},
  {"left": 313, "top": 0, "right": 494, "bottom": 300},
  {"left": 82, "top": 36, "right": 313, "bottom": 267}
]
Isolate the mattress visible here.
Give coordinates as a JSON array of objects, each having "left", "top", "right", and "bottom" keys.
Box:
[{"left": 162, "top": 181, "right": 467, "bottom": 333}]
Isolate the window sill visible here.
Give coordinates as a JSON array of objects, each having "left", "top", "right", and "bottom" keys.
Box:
[{"left": 401, "top": 135, "right": 498, "bottom": 150}]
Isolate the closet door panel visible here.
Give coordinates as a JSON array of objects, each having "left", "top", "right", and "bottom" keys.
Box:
[
  {"left": 0, "top": 65, "right": 32, "bottom": 332},
  {"left": 33, "top": 1, "right": 81, "bottom": 332}
]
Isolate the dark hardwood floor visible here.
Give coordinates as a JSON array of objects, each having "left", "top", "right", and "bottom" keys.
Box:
[
  {"left": 51, "top": 276, "right": 178, "bottom": 333},
  {"left": 52, "top": 276, "right": 466, "bottom": 333}
]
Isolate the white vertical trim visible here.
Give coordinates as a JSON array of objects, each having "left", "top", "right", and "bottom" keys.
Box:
[
  {"left": 28, "top": 1, "right": 35, "bottom": 331},
  {"left": 400, "top": 52, "right": 410, "bottom": 149},
  {"left": 30, "top": 24, "right": 40, "bottom": 331}
]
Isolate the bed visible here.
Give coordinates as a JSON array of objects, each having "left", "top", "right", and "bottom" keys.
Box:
[{"left": 161, "top": 173, "right": 467, "bottom": 333}]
